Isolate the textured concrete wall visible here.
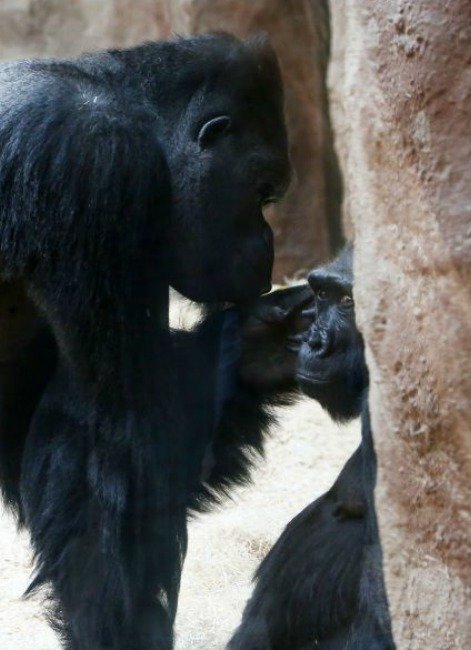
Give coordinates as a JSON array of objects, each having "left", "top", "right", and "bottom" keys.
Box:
[
  {"left": 0, "top": 0, "right": 342, "bottom": 279},
  {"left": 329, "top": 1, "right": 471, "bottom": 647}
]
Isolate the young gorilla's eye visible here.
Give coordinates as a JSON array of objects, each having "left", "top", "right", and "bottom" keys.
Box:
[
  {"left": 340, "top": 295, "right": 354, "bottom": 306},
  {"left": 316, "top": 289, "right": 328, "bottom": 301},
  {"left": 197, "top": 115, "right": 232, "bottom": 149}
]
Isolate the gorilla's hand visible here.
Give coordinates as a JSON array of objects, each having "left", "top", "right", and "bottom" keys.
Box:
[{"left": 239, "top": 284, "right": 313, "bottom": 391}]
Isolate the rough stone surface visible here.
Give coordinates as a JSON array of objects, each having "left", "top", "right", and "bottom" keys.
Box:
[
  {"left": 329, "top": 1, "right": 471, "bottom": 647},
  {"left": 0, "top": 1, "right": 168, "bottom": 59},
  {"left": 0, "top": 0, "right": 342, "bottom": 280}
]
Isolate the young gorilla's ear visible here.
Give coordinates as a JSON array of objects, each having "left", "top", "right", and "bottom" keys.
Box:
[{"left": 197, "top": 116, "right": 232, "bottom": 149}]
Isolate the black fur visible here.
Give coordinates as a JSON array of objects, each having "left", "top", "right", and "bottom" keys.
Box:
[
  {"left": 229, "top": 248, "right": 395, "bottom": 650},
  {"left": 173, "top": 307, "right": 302, "bottom": 512},
  {"left": 0, "top": 34, "right": 291, "bottom": 649}
]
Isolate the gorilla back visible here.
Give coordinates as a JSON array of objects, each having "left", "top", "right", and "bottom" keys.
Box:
[{"left": 0, "top": 35, "right": 290, "bottom": 650}]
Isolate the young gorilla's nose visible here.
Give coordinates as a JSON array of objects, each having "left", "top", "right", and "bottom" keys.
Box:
[{"left": 307, "top": 327, "right": 330, "bottom": 357}]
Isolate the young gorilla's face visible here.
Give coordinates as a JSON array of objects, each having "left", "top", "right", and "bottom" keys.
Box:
[
  {"left": 296, "top": 249, "right": 368, "bottom": 421},
  {"left": 238, "top": 246, "right": 368, "bottom": 421}
]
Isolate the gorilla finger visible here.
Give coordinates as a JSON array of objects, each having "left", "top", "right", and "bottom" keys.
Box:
[{"left": 253, "top": 305, "right": 289, "bottom": 324}]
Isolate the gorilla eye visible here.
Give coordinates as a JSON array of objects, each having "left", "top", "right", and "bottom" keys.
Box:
[
  {"left": 197, "top": 115, "right": 232, "bottom": 149},
  {"left": 316, "top": 289, "right": 328, "bottom": 301},
  {"left": 340, "top": 295, "right": 354, "bottom": 306}
]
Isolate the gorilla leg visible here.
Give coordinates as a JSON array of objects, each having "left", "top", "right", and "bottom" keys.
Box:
[{"left": 22, "top": 366, "right": 187, "bottom": 650}]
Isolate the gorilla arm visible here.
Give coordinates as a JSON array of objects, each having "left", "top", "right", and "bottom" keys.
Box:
[{"left": 173, "top": 284, "right": 314, "bottom": 508}]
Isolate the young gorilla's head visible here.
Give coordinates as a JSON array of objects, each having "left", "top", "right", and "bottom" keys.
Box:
[
  {"left": 153, "top": 34, "right": 290, "bottom": 303},
  {"left": 238, "top": 246, "right": 368, "bottom": 420},
  {"left": 297, "top": 245, "right": 368, "bottom": 421}
]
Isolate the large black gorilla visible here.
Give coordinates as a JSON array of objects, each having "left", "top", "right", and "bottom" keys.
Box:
[
  {"left": 0, "top": 34, "right": 293, "bottom": 649},
  {"left": 229, "top": 247, "right": 395, "bottom": 650}
]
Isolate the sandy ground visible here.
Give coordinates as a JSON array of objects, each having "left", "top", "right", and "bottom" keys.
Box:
[{"left": 0, "top": 298, "right": 360, "bottom": 648}]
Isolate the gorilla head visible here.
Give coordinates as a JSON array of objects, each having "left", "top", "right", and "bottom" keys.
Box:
[
  {"left": 149, "top": 34, "right": 291, "bottom": 303},
  {"left": 297, "top": 246, "right": 368, "bottom": 421}
]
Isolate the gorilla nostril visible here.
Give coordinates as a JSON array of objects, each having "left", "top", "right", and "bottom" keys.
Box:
[
  {"left": 308, "top": 338, "right": 322, "bottom": 351},
  {"left": 308, "top": 330, "right": 329, "bottom": 357}
]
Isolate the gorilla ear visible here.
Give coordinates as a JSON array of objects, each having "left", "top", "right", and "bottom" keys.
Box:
[{"left": 197, "top": 116, "right": 232, "bottom": 149}]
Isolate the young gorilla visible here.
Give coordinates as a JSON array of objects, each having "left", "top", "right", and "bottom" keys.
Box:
[
  {"left": 0, "top": 35, "right": 291, "bottom": 649},
  {"left": 229, "top": 247, "right": 395, "bottom": 650}
]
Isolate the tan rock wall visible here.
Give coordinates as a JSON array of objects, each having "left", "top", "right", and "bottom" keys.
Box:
[
  {"left": 0, "top": 0, "right": 342, "bottom": 279},
  {"left": 329, "top": 1, "right": 471, "bottom": 647},
  {"left": 0, "top": 1, "right": 170, "bottom": 59}
]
